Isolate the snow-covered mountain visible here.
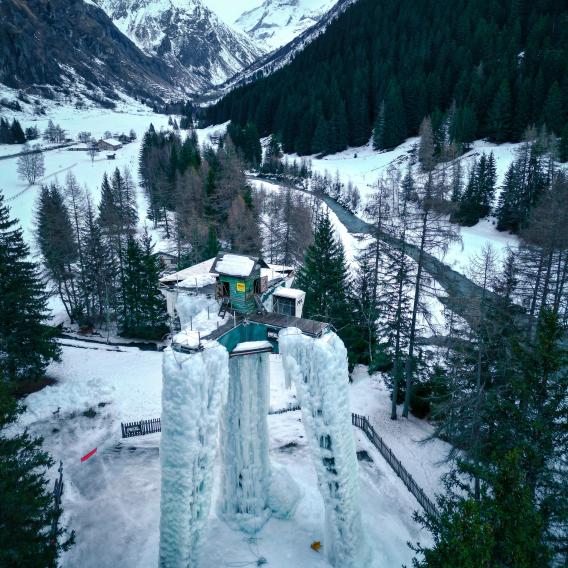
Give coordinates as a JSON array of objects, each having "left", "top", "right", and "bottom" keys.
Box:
[
  {"left": 200, "top": 0, "right": 355, "bottom": 102},
  {"left": 235, "top": 0, "right": 340, "bottom": 51},
  {"left": 96, "top": 0, "right": 264, "bottom": 91},
  {"left": 0, "top": 0, "right": 182, "bottom": 104}
]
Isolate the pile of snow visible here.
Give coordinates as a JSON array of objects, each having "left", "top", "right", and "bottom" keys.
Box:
[
  {"left": 160, "top": 257, "right": 217, "bottom": 288},
  {"left": 232, "top": 340, "right": 273, "bottom": 353},
  {"left": 273, "top": 287, "right": 305, "bottom": 300},
  {"left": 175, "top": 294, "right": 223, "bottom": 336}
]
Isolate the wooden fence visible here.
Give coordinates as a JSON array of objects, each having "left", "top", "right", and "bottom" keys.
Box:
[
  {"left": 119, "top": 411, "right": 439, "bottom": 521},
  {"left": 121, "top": 418, "right": 162, "bottom": 438},
  {"left": 50, "top": 461, "right": 64, "bottom": 548},
  {"left": 352, "top": 413, "right": 440, "bottom": 521}
]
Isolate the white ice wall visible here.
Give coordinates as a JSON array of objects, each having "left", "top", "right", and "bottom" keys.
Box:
[
  {"left": 159, "top": 342, "right": 229, "bottom": 568},
  {"left": 219, "top": 352, "right": 272, "bottom": 533},
  {"left": 279, "top": 328, "right": 370, "bottom": 568},
  {"left": 176, "top": 294, "right": 220, "bottom": 330}
]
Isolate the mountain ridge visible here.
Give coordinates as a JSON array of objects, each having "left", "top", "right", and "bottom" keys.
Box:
[{"left": 96, "top": 0, "right": 264, "bottom": 92}]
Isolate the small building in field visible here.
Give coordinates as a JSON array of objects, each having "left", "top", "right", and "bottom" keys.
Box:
[
  {"left": 98, "top": 138, "right": 122, "bottom": 151},
  {"left": 67, "top": 143, "right": 91, "bottom": 152}
]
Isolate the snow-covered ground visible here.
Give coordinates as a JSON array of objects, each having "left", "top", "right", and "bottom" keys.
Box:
[
  {"left": 0, "top": 100, "right": 172, "bottom": 245},
  {"left": 285, "top": 137, "right": 521, "bottom": 275},
  {"left": 19, "top": 339, "right": 446, "bottom": 568}
]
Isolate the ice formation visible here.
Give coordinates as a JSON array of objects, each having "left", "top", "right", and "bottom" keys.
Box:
[
  {"left": 159, "top": 342, "right": 229, "bottom": 568},
  {"left": 279, "top": 328, "right": 370, "bottom": 568},
  {"left": 219, "top": 351, "right": 272, "bottom": 533},
  {"left": 175, "top": 294, "right": 222, "bottom": 332}
]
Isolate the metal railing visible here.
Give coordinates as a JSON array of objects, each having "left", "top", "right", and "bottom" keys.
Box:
[
  {"left": 121, "top": 418, "right": 162, "bottom": 438},
  {"left": 352, "top": 413, "right": 440, "bottom": 521}
]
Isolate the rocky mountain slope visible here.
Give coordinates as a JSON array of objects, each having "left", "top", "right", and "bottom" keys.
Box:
[
  {"left": 200, "top": 0, "right": 355, "bottom": 101},
  {"left": 235, "top": 0, "right": 339, "bottom": 51},
  {"left": 96, "top": 0, "right": 264, "bottom": 91},
  {"left": 0, "top": 0, "right": 181, "bottom": 104}
]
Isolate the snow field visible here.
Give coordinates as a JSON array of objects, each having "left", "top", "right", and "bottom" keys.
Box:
[
  {"left": 0, "top": 101, "right": 173, "bottom": 244},
  {"left": 18, "top": 337, "right": 439, "bottom": 567}
]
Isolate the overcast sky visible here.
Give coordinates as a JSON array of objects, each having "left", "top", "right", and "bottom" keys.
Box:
[{"left": 202, "top": 0, "right": 261, "bottom": 24}]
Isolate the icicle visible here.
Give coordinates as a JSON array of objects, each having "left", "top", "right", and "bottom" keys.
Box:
[
  {"left": 159, "top": 342, "right": 229, "bottom": 568},
  {"left": 279, "top": 328, "right": 370, "bottom": 568},
  {"left": 218, "top": 352, "right": 272, "bottom": 533}
]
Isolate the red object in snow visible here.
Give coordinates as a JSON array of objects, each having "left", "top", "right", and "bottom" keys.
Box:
[{"left": 81, "top": 448, "right": 97, "bottom": 462}]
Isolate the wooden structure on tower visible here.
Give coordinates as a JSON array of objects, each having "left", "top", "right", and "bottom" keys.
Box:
[{"left": 211, "top": 253, "right": 270, "bottom": 315}]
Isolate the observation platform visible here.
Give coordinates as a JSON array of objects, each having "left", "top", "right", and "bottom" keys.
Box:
[{"left": 172, "top": 312, "right": 331, "bottom": 356}]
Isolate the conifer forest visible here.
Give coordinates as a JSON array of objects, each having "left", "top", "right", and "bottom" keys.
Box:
[{"left": 0, "top": 0, "right": 567, "bottom": 566}]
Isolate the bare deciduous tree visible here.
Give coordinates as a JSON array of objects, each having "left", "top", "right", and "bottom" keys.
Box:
[{"left": 17, "top": 144, "right": 45, "bottom": 185}]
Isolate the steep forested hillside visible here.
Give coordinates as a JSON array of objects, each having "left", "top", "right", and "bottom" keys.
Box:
[
  {"left": 207, "top": 0, "right": 568, "bottom": 155},
  {"left": 0, "top": 0, "right": 179, "bottom": 103}
]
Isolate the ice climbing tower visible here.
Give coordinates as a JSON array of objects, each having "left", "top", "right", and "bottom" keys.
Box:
[{"left": 159, "top": 253, "right": 367, "bottom": 567}]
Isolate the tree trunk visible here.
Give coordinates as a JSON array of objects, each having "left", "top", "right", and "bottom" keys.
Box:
[{"left": 402, "top": 211, "right": 428, "bottom": 418}]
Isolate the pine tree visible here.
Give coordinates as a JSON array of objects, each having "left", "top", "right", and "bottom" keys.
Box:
[
  {"left": 295, "top": 213, "right": 351, "bottom": 331},
  {"left": 82, "top": 192, "right": 112, "bottom": 324},
  {"left": 373, "top": 81, "right": 407, "bottom": 150},
  {"left": 560, "top": 124, "right": 568, "bottom": 163},
  {"left": 120, "top": 231, "right": 168, "bottom": 339},
  {"left": 487, "top": 80, "right": 514, "bottom": 143},
  {"left": 349, "top": 247, "right": 380, "bottom": 366},
  {"left": 203, "top": 224, "right": 221, "bottom": 260},
  {"left": 35, "top": 183, "right": 81, "bottom": 321},
  {"left": 0, "top": 384, "right": 74, "bottom": 566},
  {"left": 0, "top": 192, "right": 60, "bottom": 383},
  {"left": 496, "top": 162, "right": 522, "bottom": 232},
  {"left": 372, "top": 101, "right": 386, "bottom": 151},
  {"left": 455, "top": 153, "right": 496, "bottom": 226},
  {"left": 10, "top": 119, "right": 26, "bottom": 144},
  {"left": 449, "top": 105, "right": 478, "bottom": 150},
  {"left": 542, "top": 82, "right": 564, "bottom": 135},
  {"left": 411, "top": 451, "right": 550, "bottom": 568},
  {"left": 139, "top": 229, "right": 168, "bottom": 339},
  {"left": 418, "top": 117, "right": 436, "bottom": 172}
]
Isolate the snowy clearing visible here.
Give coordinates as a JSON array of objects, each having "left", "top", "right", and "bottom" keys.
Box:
[
  {"left": 0, "top": 99, "right": 175, "bottom": 244},
  {"left": 18, "top": 341, "right": 445, "bottom": 567}
]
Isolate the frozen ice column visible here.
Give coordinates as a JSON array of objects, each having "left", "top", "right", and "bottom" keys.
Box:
[
  {"left": 159, "top": 340, "right": 229, "bottom": 568},
  {"left": 219, "top": 351, "right": 272, "bottom": 533},
  {"left": 279, "top": 328, "right": 369, "bottom": 568}
]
